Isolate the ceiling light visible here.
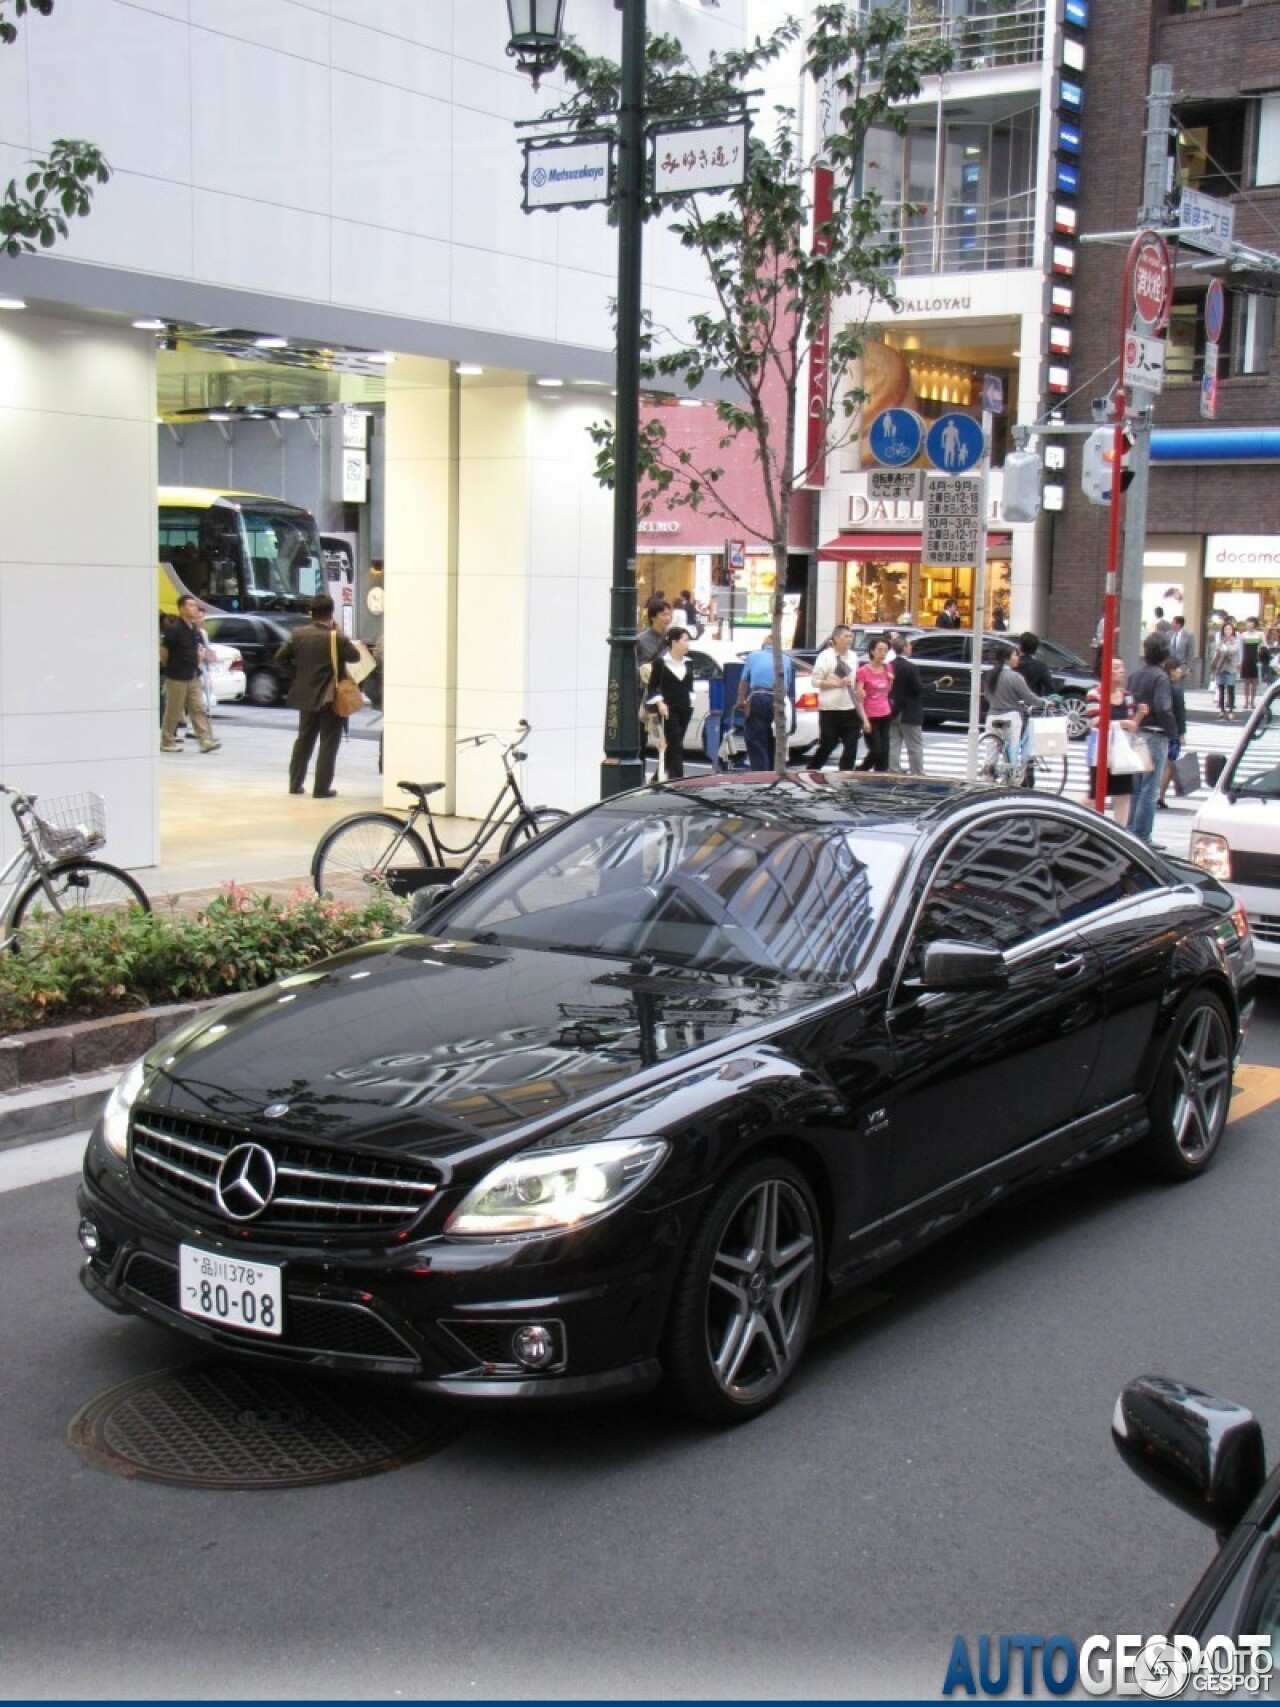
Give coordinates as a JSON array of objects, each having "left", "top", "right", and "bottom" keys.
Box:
[
  {"left": 0, "top": 297, "right": 26, "bottom": 310},
  {"left": 208, "top": 411, "right": 231, "bottom": 422},
  {"left": 254, "top": 335, "right": 288, "bottom": 349},
  {"left": 276, "top": 408, "right": 301, "bottom": 420},
  {"left": 677, "top": 398, "right": 702, "bottom": 408},
  {"left": 536, "top": 377, "right": 564, "bottom": 387},
  {"left": 366, "top": 351, "right": 395, "bottom": 364},
  {"left": 132, "top": 317, "right": 166, "bottom": 331},
  {"left": 456, "top": 363, "right": 484, "bottom": 376}
]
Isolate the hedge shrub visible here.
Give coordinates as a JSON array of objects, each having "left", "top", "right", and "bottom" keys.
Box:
[{"left": 0, "top": 884, "right": 410, "bottom": 1036}]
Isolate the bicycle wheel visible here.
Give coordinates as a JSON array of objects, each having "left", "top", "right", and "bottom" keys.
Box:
[
  {"left": 11, "top": 860, "right": 150, "bottom": 932},
  {"left": 1031, "top": 753, "right": 1068, "bottom": 796},
  {"left": 975, "top": 734, "right": 1013, "bottom": 786},
  {"left": 499, "top": 807, "right": 569, "bottom": 858},
  {"left": 312, "top": 812, "right": 431, "bottom": 904}
]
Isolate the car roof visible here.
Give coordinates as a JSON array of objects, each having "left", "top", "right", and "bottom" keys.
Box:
[{"left": 661, "top": 770, "right": 987, "bottom": 833}]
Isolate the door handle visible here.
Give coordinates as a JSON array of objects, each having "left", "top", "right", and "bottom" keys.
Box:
[{"left": 1054, "top": 953, "right": 1086, "bottom": 979}]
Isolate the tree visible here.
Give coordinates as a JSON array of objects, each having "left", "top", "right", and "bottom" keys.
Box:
[
  {"left": 1, "top": 0, "right": 110, "bottom": 260},
  {"left": 548, "top": 4, "right": 951, "bottom": 763}
]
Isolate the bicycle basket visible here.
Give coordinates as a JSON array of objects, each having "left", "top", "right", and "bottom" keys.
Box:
[
  {"left": 32, "top": 791, "right": 107, "bottom": 859},
  {"left": 1028, "top": 713, "right": 1069, "bottom": 757}
]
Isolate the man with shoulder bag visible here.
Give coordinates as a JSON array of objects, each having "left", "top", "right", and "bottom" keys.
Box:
[
  {"left": 1126, "top": 634, "right": 1177, "bottom": 844},
  {"left": 275, "top": 595, "right": 361, "bottom": 798}
]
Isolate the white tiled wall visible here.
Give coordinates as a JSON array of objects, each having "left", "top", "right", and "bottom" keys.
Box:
[{"left": 0, "top": 316, "right": 159, "bottom": 873}]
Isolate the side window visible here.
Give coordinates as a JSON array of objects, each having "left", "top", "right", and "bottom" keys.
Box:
[
  {"left": 907, "top": 817, "right": 1058, "bottom": 973},
  {"left": 911, "top": 634, "right": 967, "bottom": 664},
  {"left": 1036, "top": 817, "right": 1159, "bottom": 919}
]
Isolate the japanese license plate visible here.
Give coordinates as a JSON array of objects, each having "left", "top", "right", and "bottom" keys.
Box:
[{"left": 179, "top": 1245, "right": 283, "bottom": 1337}]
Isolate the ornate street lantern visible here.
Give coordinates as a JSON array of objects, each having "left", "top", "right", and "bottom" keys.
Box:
[{"left": 505, "top": 0, "right": 567, "bottom": 91}]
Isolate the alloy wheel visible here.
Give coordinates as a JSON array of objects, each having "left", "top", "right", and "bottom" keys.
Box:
[
  {"left": 704, "top": 1175, "right": 818, "bottom": 1407},
  {"left": 1169, "top": 1004, "right": 1232, "bottom": 1163}
]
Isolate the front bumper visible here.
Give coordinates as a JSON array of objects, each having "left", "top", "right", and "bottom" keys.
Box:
[{"left": 77, "top": 1150, "right": 691, "bottom": 1404}]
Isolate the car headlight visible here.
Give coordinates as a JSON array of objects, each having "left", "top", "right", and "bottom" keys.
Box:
[
  {"left": 445, "top": 1136, "right": 669, "bottom": 1237},
  {"left": 1190, "top": 830, "right": 1231, "bottom": 882},
  {"left": 101, "top": 1056, "right": 149, "bottom": 1159}
]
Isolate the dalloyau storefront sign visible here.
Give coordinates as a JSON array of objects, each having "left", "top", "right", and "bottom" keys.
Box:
[
  {"left": 842, "top": 469, "right": 1007, "bottom": 528},
  {"left": 1206, "top": 534, "right": 1280, "bottom": 575}
]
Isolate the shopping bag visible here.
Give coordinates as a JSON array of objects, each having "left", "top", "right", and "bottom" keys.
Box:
[
  {"left": 1172, "top": 749, "right": 1202, "bottom": 796},
  {"left": 1028, "top": 713, "right": 1069, "bottom": 756},
  {"left": 1108, "top": 726, "right": 1152, "bottom": 774}
]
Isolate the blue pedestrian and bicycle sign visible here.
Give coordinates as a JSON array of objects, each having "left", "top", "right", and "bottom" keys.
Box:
[
  {"left": 926, "top": 411, "right": 985, "bottom": 474},
  {"left": 868, "top": 408, "right": 924, "bottom": 467}
]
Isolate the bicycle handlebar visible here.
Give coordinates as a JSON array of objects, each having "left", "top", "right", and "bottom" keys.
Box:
[{"left": 455, "top": 721, "right": 533, "bottom": 755}]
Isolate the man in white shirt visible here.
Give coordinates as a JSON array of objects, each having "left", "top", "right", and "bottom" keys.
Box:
[{"left": 809, "top": 625, "right": 866, "bottom": 770}]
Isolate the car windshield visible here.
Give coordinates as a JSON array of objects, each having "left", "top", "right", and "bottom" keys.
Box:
[
  {"left": 433, "top": 790, "right": 907, "bottom": 983},
  {"left": 1227, "top": 695, "right": 1280, "bottom": 799}
]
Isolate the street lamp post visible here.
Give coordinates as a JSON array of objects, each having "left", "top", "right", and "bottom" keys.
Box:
[{"left": 507, "top": 0, "right": 647, "bottom": 798}]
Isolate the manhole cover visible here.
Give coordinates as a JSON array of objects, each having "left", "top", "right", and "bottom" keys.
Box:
[{"left": 68, "top": 1362, "right": 464, "bottom": 1489}]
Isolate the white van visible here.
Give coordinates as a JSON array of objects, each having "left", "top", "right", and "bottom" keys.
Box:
[{"left": 1190, "top": 679, "right": 1280, "bottom": 975}]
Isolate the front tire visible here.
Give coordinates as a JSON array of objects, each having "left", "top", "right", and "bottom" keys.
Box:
[
  {"left": 1060, "top": 693, "right": 1090, "bottom": 740},
  {"left": 1139, "top": 991, "right": 1233, "bottom": 1179},
  {"left": 312, "top": 812, "right": 431, "bottom": 903},
  {"left": 247, "top": 668, "right": 280, "bottom": 706},
  {"left": 11, "top": 860, "right": 150, "bottom": 932},
  {"left": 499, "top": 807, "right": 568, "bottom": 857},
  {"left": 662, "top": 1157, "right": 822, "bottom": 1424}
]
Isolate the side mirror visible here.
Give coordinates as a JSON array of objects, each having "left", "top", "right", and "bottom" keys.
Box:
[
  {"left": 1205, "top": 752, "right": 1227, "bottom": 789},
  {"left": 1112, "top": 1375, "right": 1266, "bottom": 1539},
  {"left": 919, "top": 940, "right": 1008, "bottom": 990}
]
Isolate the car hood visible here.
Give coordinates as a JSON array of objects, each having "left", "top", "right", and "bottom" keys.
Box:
[{"left": 142, "top": 935, "right": 831, "bottom": 1156}]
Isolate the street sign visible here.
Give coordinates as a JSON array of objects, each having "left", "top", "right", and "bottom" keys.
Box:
[
  {"left": 922, "top": 474, "right": 983, "bottom": 566},
  {"left": 1130, "top": 230, "right": 1173, "bottom": 333},
  {"left": 523, "top": 137, "right": 611, "bottom": 210},
  {"left": 1201, "top": 342, "right": 1220, "bottom": 420},
  {"left": 869, "top": 470, "right": 923, "bottom": 501},
  {"left": 926, "top": 412, "right": 985, "bottom": 474},
  {"left": 1179, "top": 187, "right": 1235, "bottom": 257},
  {"left": 982, "top": 374, "right": 1005, "bottom": 414},
  {"left": 727, "top": 539, "right": 745, "bottom": 571},
  {"left": 1205, "top": 278, "right": 1226, "bottom": 344},
  {"left": 1123, "top": 330, "right": 1166, "bottom": 395},
  {"left": 867, "top": 408, "right": 924, "bottom": 467},
  {"left": 651, "top": 121, "right": 749, "bottom": 196}
]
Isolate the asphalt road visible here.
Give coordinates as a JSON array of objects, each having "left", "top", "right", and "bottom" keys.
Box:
[{"left": 3, "top": 987, "right": 1279, "bottom": 1700}]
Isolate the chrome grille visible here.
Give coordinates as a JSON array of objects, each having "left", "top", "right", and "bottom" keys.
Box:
[{"left": 130, "top": 1109, "right": 439, "bottom": 1235}]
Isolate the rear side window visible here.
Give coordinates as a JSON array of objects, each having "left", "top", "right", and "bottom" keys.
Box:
[
  {"left": 912, "top": 634, "right": 968, "bottom": 663},
  {"left": 1036, "top": 817, "right": 1159, "bottom": 919},
  {"left": 907, "top": 816, "right": 1058, "bottom": 970}
]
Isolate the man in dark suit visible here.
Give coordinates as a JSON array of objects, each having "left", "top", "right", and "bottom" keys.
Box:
[{"left": 275, "top": 596, "right": 360, "bottom": 797}]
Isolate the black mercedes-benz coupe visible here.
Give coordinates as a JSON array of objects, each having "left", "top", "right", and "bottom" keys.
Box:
[{"left": 79, "top": 775, "right": 1255, "bottom": 1422}]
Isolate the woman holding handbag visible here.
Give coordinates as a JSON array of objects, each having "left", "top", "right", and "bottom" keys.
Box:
[
  {"left": 645, "top": 626, "right": 694, "bottom": 780},
  {"left": 1209, "top": 620, "right": 1243, "bottom": 720},
  {"left": 274, "top": 595, "right": 362, "bottom": 797},
  {"left": 1084, "top": 658, "right": 1137, "bottom": 828}
]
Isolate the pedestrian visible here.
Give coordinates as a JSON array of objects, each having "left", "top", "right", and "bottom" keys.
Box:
[
  {"left": 1151, "top": 604, "right": 1171, "bottom": 637},
  {"left": 936, "top": 597, "right": 961, "bottom": 629},
  {"left": 159, "top": 595, "right": 221, "bottom": 754},
  {"left": 1085, "top": 658, "right": 1136, "bottom": 829},
  {"left": 674, "top": 589, "right": 700, "bottom": 636},
  {"left": 275, "top": 595, "right": 360, "bottom": 797},
  {"left": 645, "top": 626, "right": 694, "bottom": 780},
  {"left": 1157, "top": 653, "right": 1189, "bottom": 809},
  {"left": 734, "top": 638, "right": 795, "bottom": 772},
  {"left": 809, "top": 625, "right": 865, "bottom": 771},
  {"left": 1127, "top": 634, "right": 1177, "bottom": 844},
  {"left": 855, "top": 635, "right": 895, "bottom": 772},
  {"left": 1015, "top": 631, "right": 1054, "bottom": 697},
  {"left": 984, "top": 642, "right": 1049, "bottom": 778},
  {"left": 1208, "top": 620, "right": 1242, "bottom": 719},
  {"left": 991, "top": 598, "right": 1008, "bottom": 633},
  {"left": 636, "top": 596, "right": 672, "bottom": 675},
  {"left": 887, "top": 631, "right": 926, "bottom": 774},
  {"left": 1266, "top": 621, "right": 1280, "bottom": 682},
  {"left": 1167, "top": 613, "right": 1195, "bottom": 678},
  {"left": 1240, "top": 616, "right": 1265, "bottom": 712}
]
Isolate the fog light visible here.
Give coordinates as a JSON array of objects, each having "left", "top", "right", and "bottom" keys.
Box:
[
  {"left": 78, "top": 1218, "right": 100, "bottom": 1256},
  {"left": 511, "top": 1324, "right": 556, "bottom": 1369}
]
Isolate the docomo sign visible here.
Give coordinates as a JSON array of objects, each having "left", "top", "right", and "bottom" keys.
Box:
[{"left": 1130, "top": 230, "right": 1173, "bottom": 333}]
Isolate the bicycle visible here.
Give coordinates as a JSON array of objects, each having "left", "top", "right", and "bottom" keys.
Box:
[
  {"left": 976, "top": 706, "right": 1069, "bottom": 795},
  {"left": 1, "top": 784, "right": 150, "bottom": 943},
  {"left": 311, "top": 720, "right": 568, "bottom": 903}
]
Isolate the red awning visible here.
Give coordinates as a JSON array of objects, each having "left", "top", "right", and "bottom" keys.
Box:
[{"left": 818, "top": 532, "right": 1011, "bottom": 561}]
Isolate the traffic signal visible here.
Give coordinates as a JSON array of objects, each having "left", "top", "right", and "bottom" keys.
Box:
[
  {"left": 1081, "top": 426, "right": 1135, "bottom": 505},
  {"left": 1000, "top": 449, "right": 1042, "bottom": 523}
]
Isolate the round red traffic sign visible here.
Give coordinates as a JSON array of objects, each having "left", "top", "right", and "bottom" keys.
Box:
[{"left": 1131, "top": 231, "right": 1172, "bottom": 332}]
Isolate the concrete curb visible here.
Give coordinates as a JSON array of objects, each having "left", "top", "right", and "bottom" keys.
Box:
[{"left": 0, "top": 1000, "right": 219, "bottom": 1148}]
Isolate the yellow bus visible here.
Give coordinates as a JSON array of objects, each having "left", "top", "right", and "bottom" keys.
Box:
[{"left": 157, "top": 487, "right": 349, "bottom": 619}]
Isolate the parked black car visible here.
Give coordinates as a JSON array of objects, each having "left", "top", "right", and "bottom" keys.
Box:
[
  {"left": 202, "top": 611, "right": 309, "bottom": 706},
  {"left": 1113, "top": 1377, "right": 1280, "bottom": 1662},
  {"left": 79, "top": 776, "right": 1254, "bottom": 1422}
]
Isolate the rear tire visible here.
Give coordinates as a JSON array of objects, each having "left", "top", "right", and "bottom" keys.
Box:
[
  {"left": 247, "top": 669, "right": 280, "bottom": 706},
  {"left": 312, "top": 812, "right": 432, "bottom": 903},
  {"left": 1030, "top": 753, "right": 1067, "bottom": 795},
  {"left": 1139, "top": 991, "right": 1233, "bottom": 1180},
  {"left": 976, "top": 733, "right": 1012, "bottom": 784},
  {"left": 11, "top": 860, "right": 150, "bottom": 932},
  {"left": 662, "top": 1157, "right": 822, "bottom": 1424},
  {"left": 1060, "top": 693, "right": 1090, "bottom": 740},
  {"left": 499, "top": 807, "right": 568, "bottom": 857}
]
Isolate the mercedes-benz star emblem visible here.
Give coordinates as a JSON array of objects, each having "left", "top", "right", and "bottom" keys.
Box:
[
  {"left": 261, "top": 1102, "right": 290, "bottom": 1120},
  {"left": 214, "top": 1143, "right": 278, "bottom": 1222}
]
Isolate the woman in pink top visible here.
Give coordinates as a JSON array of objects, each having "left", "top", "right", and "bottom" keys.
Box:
[{"left": 856, "top": 635, "right": 895, "bottom": 772}]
